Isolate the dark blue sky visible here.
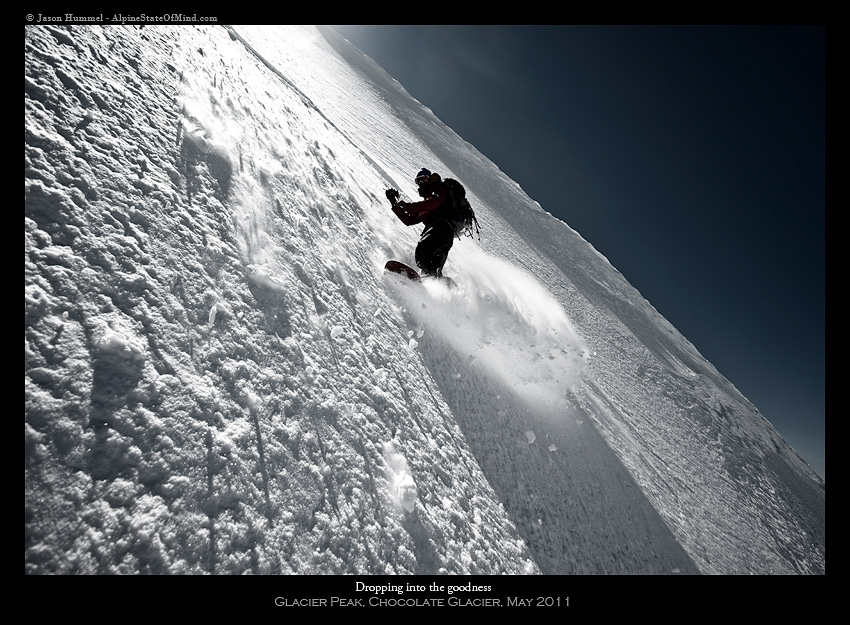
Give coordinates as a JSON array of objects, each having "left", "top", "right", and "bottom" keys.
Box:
[{"left": 332, "top": 25, "right": 825, "bottom": 480}]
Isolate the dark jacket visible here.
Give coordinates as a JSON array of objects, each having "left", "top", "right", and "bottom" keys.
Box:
[{"left": 391, "top": 180, "right": 450, "bottom": 227}]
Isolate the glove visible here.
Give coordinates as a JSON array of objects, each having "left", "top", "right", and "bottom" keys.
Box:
[{"left": 386, "top": 188, "right": 400, "bottom": 204}]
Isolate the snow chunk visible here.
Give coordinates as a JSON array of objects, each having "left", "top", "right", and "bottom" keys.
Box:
[
  {"left": 373, "top": 368, "right": 389, "bottom": 386},
  {"left": 397, "top": 474, "right": 418, "bottom": 513},
  {"left": 206, "top": 300, "right": 230, "bottom": 329},
  {"left": 383, "top": 443, "right": 418, "bottom": 513},
  {"left": 243, "top": 388, "right": 261, "bottom": 411},
  {"left": 246, "top": 264, "right": 287, "bottom": 292},
  {"left": 524, "top": 430, "right": 536, "bottom": 444},
  {"left": 91, "top": 319, "right": 146, "bottom": 367}
]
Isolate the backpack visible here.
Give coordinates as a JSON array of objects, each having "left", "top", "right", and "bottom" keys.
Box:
[{"left": 443, "top": 178, "right": 480, "bottom": 239}]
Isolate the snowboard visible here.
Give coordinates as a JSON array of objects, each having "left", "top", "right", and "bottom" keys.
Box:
[
  {"left": 384, "top": 260, "right": 457, "bottom": 289},
  {"left": 385, "top": 260, "right": 421, "bottom": 281}
]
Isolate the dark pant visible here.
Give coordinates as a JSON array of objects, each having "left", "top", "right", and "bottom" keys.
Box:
[{"left": 415, "top": 221, "right": 455, "bottom": 276}]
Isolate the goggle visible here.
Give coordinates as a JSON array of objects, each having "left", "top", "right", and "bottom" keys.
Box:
[{"left": 415, "top": 175, "right": 430, "bottom": 187}]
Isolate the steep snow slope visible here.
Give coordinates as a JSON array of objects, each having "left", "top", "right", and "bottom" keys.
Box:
[
  {"left": 25, "top": 24, "right": 823, "bottom": 576},
  {"left": 238, "top": 26, "right": 825, "bottom": 574}
]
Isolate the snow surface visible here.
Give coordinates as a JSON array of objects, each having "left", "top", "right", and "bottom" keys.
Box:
[{"left": 25, "top": 25, "right": 824, "bottom": 576}]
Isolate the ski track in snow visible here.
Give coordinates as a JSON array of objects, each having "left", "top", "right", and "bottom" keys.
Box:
[{"left": 25, "top": 25, "right": 823, "bottom": 576}]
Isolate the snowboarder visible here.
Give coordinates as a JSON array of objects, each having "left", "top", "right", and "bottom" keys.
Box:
[{"left": 386, "top": 168, "right": 456, "bottom": 278}]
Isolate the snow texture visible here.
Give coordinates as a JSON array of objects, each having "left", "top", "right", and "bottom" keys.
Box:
[{"left": 25, "top": 25, "right": 823, "bottom": 575}]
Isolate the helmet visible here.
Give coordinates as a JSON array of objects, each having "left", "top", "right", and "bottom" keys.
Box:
[{"left": 415, "top": 168, "right": 432, "bottom": 186}]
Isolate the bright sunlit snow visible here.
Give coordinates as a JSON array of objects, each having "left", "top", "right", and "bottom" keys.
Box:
[{"left": 25, "top": 25, "right": 824, "bottom": 576}]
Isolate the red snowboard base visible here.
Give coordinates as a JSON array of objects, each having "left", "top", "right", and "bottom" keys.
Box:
[
  {"left": 385, "top": 260, "right": 457, "bottom": 288},
  {"left": 384, "top": 260, "right": 421, "bottom": 281}
]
